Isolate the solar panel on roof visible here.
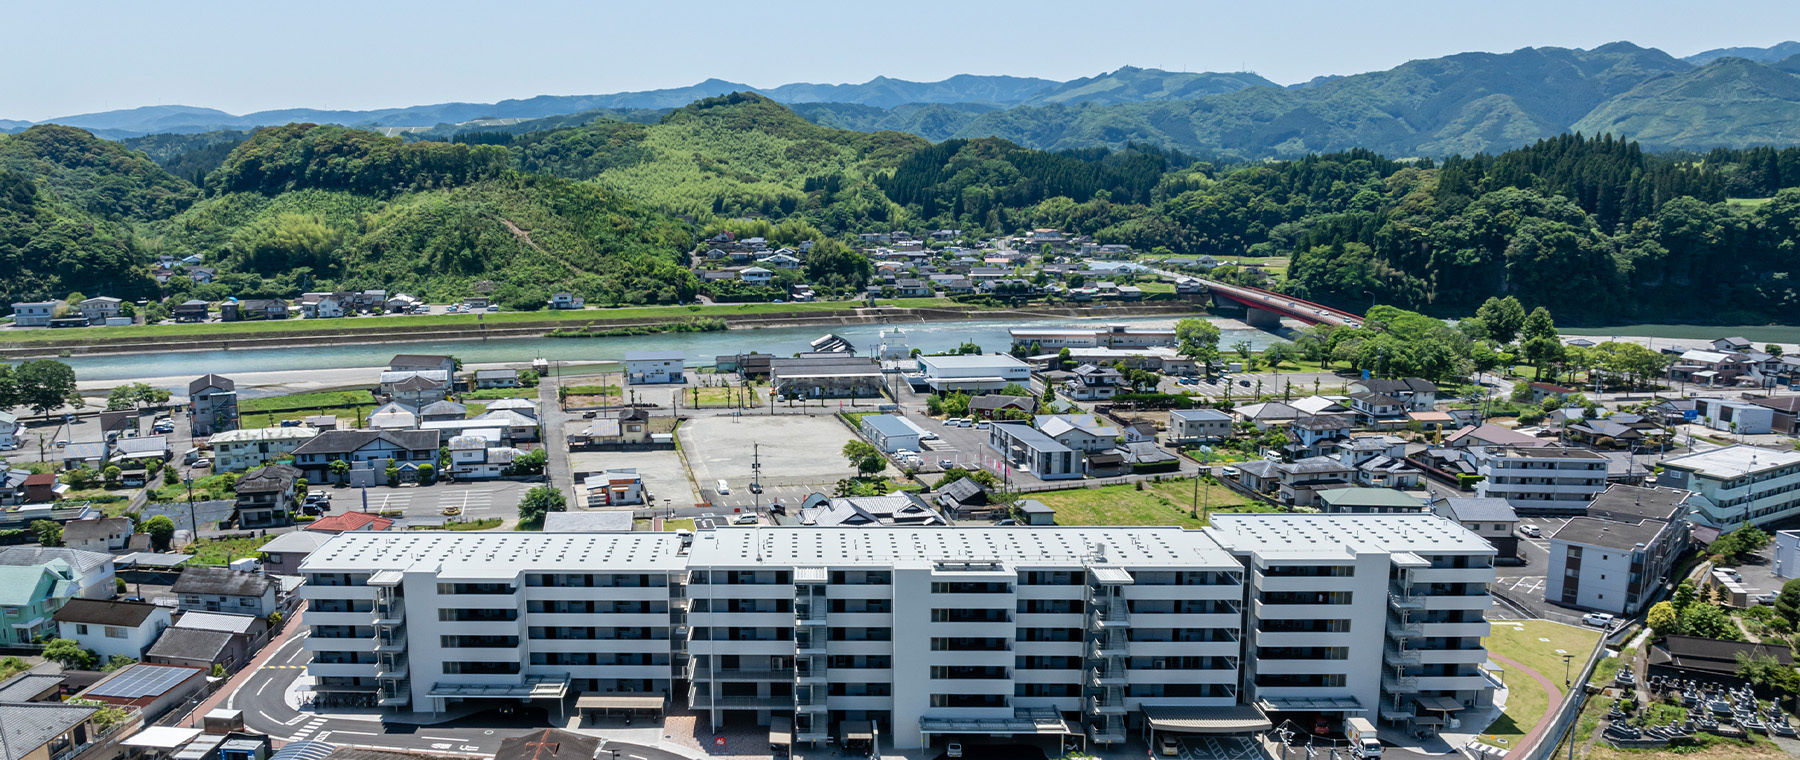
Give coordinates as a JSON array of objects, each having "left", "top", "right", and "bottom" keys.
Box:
[{"left": 89, "top": 664, "right": 196, "bottom": 699}]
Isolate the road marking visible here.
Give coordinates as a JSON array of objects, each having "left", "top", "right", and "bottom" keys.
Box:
[
  {"left": 331, "top": 731, "right": 379, "bottom": 736},
  {"left": 423, "top": 736, "right": 464, "bottom": 742}
]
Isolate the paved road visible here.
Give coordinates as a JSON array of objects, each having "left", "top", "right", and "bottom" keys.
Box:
[{"left": 540, "top": 373, "right": 575, "bottom": 504}]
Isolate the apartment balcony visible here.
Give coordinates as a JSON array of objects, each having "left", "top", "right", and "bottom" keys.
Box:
[
  {"left": 527, "top": 585, "right": 669, "bottom": 602},
  {"left": 712, "top": 668, "right": 789, "bottom": 682},
  {"left": 305, "top": 662, "right": 378, "bottom": 678},
  {"left": 826, "top": 695, "right": 897, "bottom": 710},
  {"left": 304, "top": 585, "right": 380, "bottom": 601},
  {"left": 537, "top": 637, "right": 670, "bottom": 653},
  {"left": 556, "top": 664, "right": 670, "bottom": 681},
  {"left": 305, "top": 636, "right": 378, "bottom": 653},
  {"left": 1125, "top": 668, "right": 1239, "bottom": 685},
  {"left": 690, "top": 693, "right": 791, "bottom": 709},
  {"left": 1419, "top": 621, "right": 1490, "bottom": 638},
  {"left": 794, "top": 635, "right": 825, "bottom": 653},
  {"left": 1123, "top": 584, "right": 1240, "bottom": 602},
  {"left": 1014, "top": 613, "right": 1083, "bottom": 629},
  {"left": 1384, "top": 645, "right": 1421, "bottom": 667},
  {"left": 1253, "top": 600, "right": 1350, "bottom": 620},
  {"left": 1253, "top": 574, "right": 1356, "bottom": 593},
  {"left": 1254, "top": 630, "right": 1345, "bottom": 648},
  {"left": 375, "top": 660, "right": 409, "bottom": 680},
  {"left": 433, "top": 620, "right": 522, "bottom": 636},
  {"left": 1132, "top": 640, "right": 1238, "bottom": 658},
  {"left": 823, "top": 612, "right": 892, "bottom": 629},
  {"left": 1417, "top": 648, "right": 1490, "bottom": 666},
  {"left": 1128, "top": 612, "right": 1238, "bottom": 630},
  {"left": 1422, "top": 595, "right": 1494, "bottom": 612},
  {"left": 698, "top": 611, "right": 793, "bottom": 628},
  {"left": 1253, "top": 658, "right": 1351, "bottom": 677},
  {"left": 701, "top": 639, "right": 795, "bottom": 657},
  {"left": 375, "top": 638, "right": 406, "bottom": 653},
  {"left": 1409, "top": 567, "right": 1497, "bottom": 585},
  {"left": 1414, "top": 674, "right": 1491, "bottom": 692},
  {"left": 305, "top": 610, "right": 376, "bottom": 627}
]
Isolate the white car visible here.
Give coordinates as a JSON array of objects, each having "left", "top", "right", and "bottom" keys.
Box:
[
  {"left": 1220, "top": 466, "right": 1241, "bottom": 478},
  {"left": 733, "top": 514, "right": 760, "bottom": 525},
  {"left": 946, "top": 742, "right": 963, "bottom": 758},
  {"left": 1582, "top": 612, "right": 1615, "bottom": 628},
  {"left": 1519, "top": 525, "right": 1542, "bottom": 538},
  {"left": 715, "top": 479, "right": 730, "bottom": 495}
]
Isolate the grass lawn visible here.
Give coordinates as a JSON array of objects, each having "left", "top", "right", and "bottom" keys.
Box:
[
  {"left": 662, "top": 518, "right": 695, "bottom": 532},
  {"left": 184, "top": 534, "right": 273, "bottom": 566},
  {"left": 1478, "top": 620, "right": 1603, "bottom": 749},
  {"left": 462, "top": 388, "right": 538, "bottom": 400},
  {"left": 563, "top": 384, "right": 621, "bottom": 396},
  {"left": 240, "top": 404, "right": 377, "bottom": 429},
  {"left": 148, "top": 473, "right": 236, "bottom": 503},
  {"left": 410, "top": 518, "right": 503, "bottom": 531},
  {"left": 685, "top": 386, "right": 752, "bottom": 408},
  {"left": 240, "top": 390, "right": 375, "bottom": 413},
  {"left": 1031, "top": 478, "right": 1275, "bottom": 529}
]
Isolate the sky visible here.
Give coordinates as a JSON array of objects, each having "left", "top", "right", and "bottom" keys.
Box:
[{"left": 4, "top": 0, "right": 1799, "bottom": 122}]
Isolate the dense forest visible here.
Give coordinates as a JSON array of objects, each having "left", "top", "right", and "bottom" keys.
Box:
[{"left": 1, "top": 92, "right": 1797, "bottom": 322}]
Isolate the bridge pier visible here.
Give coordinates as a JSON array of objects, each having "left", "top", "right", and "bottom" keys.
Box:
[{"left": 1244, "top": 307, "right": 1283, "bottom": 331}]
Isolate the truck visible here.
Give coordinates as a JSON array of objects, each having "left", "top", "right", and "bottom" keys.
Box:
[{"left": 1345, "top": 717, "right": 1380, "bottom": 758}]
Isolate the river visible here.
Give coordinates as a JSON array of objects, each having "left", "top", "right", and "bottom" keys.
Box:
[{"left": 61, "top": 314, "right": 1286, "bottom": 384}]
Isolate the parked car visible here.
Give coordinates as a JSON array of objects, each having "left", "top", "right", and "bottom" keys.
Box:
[
  {"left": 733, "top": 514, "right": 760, "bottom": 525},
  {"left": 1160, "top": 735, "right": 1182, "bottom": 756},
  {"left": 939, "top": 459, "right": 955, "bottom": 469},
  {"left": 1519, "top": 525, "right": 1542, "bottom": 538},
  {"left": 769, "top": 501, "right": 787, "bottom": 515},
  {"left": 1583, "top": 612, "right": 1615, "bottom": 628},
  {"left": 749, "top": 483, "right": 763, "bottom": 494},
  {"left": 1754, "top": 592, "right": 1778, "bottom": 606},
  {"left": 1221, "top": 466, "right": 1241, "bottom": 478},
  {"left": 1237, "top": 379, "right": 1252, "bottom": 387},
  {"left": 947, "top": 742, "right": 963, "bottom": 758}
]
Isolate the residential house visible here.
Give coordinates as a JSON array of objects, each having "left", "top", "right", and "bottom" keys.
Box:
[
  {"left": 1546, "top": 485, "right": 1694, "bottom": 615},
  {"left": 548, "top": 293, "right": 585, "bottom": 310},
  {"left": 220, "top": 299, "right": 288, "bottom": 321},
  {"left": 0, "top": 700, "right": 100, "bottom": 760},
  {"left": 79, "top": 662, "right": 208, "bottom": 721},
  {"left": 290, "top": 429, "right": 441, "bottom": 485},
  {"left": 9, "top": 302, "right": 55, "bottom": 327},
  {"left": 476, "top": 409, "right": 540, "bottom": 442},
  {"left": 303, "top": 511, "right": 395, "bottom": 534},
  {"left": 388, "top": 354, "right": 457, "bottom": 377},
  {"left": 1282, "top": 414, "right": 1355, "bottom": 459},
  {"left": 150, "top": 267, "right": 176, "bottom": 285},
  {"left": 171, "top": 300, "right": 210, "bottom": 322},
  {"left": 1035, "top": 414, "right": 1119, "bottom": 454},
  {"left": 234, "top": 464, "right": 300, "bottom": 528},
  {"left": 385, "top": 293, "right": 421, "bottom": 313},
  {"left": 77, "top": 297, "right": 122, "bottom": 323},
  {"left": 59, "top": 518, "right": 133, "bottom": 554},
  {"left": 208, "top": 427, "right": 320, "bottom": 472},
  {"left": 189, "top": 267, "right": 216, "bottom": 284},
  {"left": 987, "top": 421, "right": 1084, "bottom": 480},
  {"left": 1355, "top": 454, "right": 1424, "bottom": 490},
  {"left": 1063, "top": 364, "right": 1123, "bottom": 401},
  {"left": 188, "top": 374, "right": 238, "bottom": 436},
  {"left": 1291, "top": 396, "right": 1351, "bottom": 416},
  {"left": 1443, "top": 424, "right": 1552, "bottom": 449},
  {"left": 1649, "top": 636, "right": 1793, "bottom": 686},
  {"left": 146, "top": 627, "right": 242, "bottom": 671},
  {"left": 0, "top": 562, "right": 83, "bottom": 644},
  {"left": 1430, "top": 497, "right": 1520, "bottom": 561},
  {"left": 0, "top": 410, "right": 19, "bottom": 450},
  {"left": 379, "top": 370, "right": 449, "bottom": 407},
  {"left": 1711, "top": 337, "right": 1754, "bottom": 353},
  {"left": 1668, "top": 350, "right": 1753, "bottom": 386},
  {"left": 1527, "top": 382, "right": 1577, "bottom": 402},
  {"left": 419, "top": 400, "right": 468, "bottom": 423},
  {"left": 581, "top": 471, "right": 647, "bottom": 508},
  {"left": 172, "top": 566, "right": 279, "bottom": 618},
  {"left": 52, "top": 598, "right": 171, "bottom": 661},
  {"left": 798, "top": 492, "right": 947, "bottom": 527},
  {"left": 0, "top": 547, "right": 116, "bottom": 599},
  {"left": 299, "top": 293, "right": 346, "bottom": 319},
  {"left": 933, "top": 477, "right": 996, "bottom": 520},
  {"left": 1348, "top": 392, "right": 1405, "bottom": 424},
  {"left": 1745, "top": 396, "right": 1800, "bottom": 435},
  {"left": 1347, "top": 377, "right": 1439, "bottom": 411},
  {"left": 624, "top": 351, "right": 684, "bottom": 385},
  {"left": 446, "top": 436, "right": 523, "bottom": 480},
  {"left": 1271, "top": 456, "right": 1356, "bottom": 507},
  {"left": 473, "top": 368, "right": 521, "bottom": 389},
  {"left": 739, "top": 266, "right": 774, "bottom": 285},
  {"left": 892, "top": 278, "right": 931, "bottom": 297},
  {"left": 569, "top": 409, "right": 653, "bottom": 449},
  {"left": 969, "top": 394, "right": 1038, "bottom": 420},
  {"left": 1316, "top": 487, "right": 1426, "bottom": 514},
  {"left": 1233, "top": 401, "right": 1303, "bottom": 431},
  {"left": 367, "top": 402, "right": 419, "bottom": 431},
  {"left": 757, "top": 252, "right": 802, "bottom": 270},
  {"left": 1168, "top": 408, "right": 1233, "bottom": 444},
  {"left": 258, "top": 531, "right": 333, "bottom": 576}
]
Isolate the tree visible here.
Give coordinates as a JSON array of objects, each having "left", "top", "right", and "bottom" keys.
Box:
[
  {"left": 327, "top": 459, "right": 351, "bottom": 482},
  {"left": 14, "top": 360, "right": 79, "bottom": 418},
  {"left": 145, "top": 515, "right": 176, "bottom": 551},
  {"left": 841, "top": 441, "right": 887, "bottom": 476},
  {"left": 1678, "top": 603, "right": 1740, "bottom": 640},
  {"left": 1175, "top": 318, "right": 1222, "bottom": 373},
  {"left": 101, "top": 655, "right": 137, "bottom": 672},
  {"left": 516, "top": 485, "right": 566, "bottom": 526},
  {"left": 101, "top": 465, "right": 121, "bottom": 486},
  {"left": 1774, "top": 578, "right": 1800, "bottom": 626},
  {"left": 1737, "top": 652, "right": 1800, "bottom": 697},
  {"left": 417, "top": 463, "right": 435, "bottom": 485},
  {"left": 1476, "top": 296, "right": 1526, "bottom": 344},
  {"left": 32, "top": 520, "right": 62, "bottom": 547},
  {"left": 505, "top": 449, "right": 548, "bottom": 476},
  {"left": 1646, "top": 601, "right": 1677, "bottom": 637},
  {"left": 42, "top": 639, "right": 96, "bottom": 670},
  {"left": 998, "top": 383, "right": 1032, "bottom": 397},
  {"left": 105, "top": 382, "right": 170, "bottom": 411},
  {"left": 384, "top": 465, "right": 400, "bottom": 486}
]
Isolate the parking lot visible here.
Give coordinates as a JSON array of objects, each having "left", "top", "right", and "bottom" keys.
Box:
[
  {"left": 567, "top": 445, "right": 693, "bottom": 509},
  {"left": 1491, "top": 516, "right": 1588, "bottom": 623},
  {"left": 679, "top": 414, "right": 858, "bottom": 498},
  {"left": 323, "top": 480, "right": 534, "bottom": 525}
]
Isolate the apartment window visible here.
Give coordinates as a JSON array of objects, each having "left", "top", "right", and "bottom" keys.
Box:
[{"left": 104, "top": 627, "right": 127, "bottom": 639}]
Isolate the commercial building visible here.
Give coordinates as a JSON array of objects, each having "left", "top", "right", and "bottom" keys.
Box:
[
  {"left": 9, "top": 302, "right": 55, "bottom": 327},
  {"left": 1008, "top": 325, "right": 1177, "bottom": 350},
  {"left": 1206, "top": 514, "right": 1497, "bottom": 739},
  {"left": 299, "top": 517, "right": 1495, "bottom": 751},
  {"left": 770, "top": 356, "right": 884, "bottom": 399},
  {"left": 1469, "top": 447, "right": 1609, "bottom": 514},
  {"left": 1544, "top": 485, "right": 1694, "bottom": 615},
  {"left": 915, "top": 355, "right": 1032, "bottom": 393},
  {"left": 1659, "top": 445, "right": 1800, "bottom": 530},
  {"left": 624, "top": 352, "right": 685, "bottom": 385},
  {"left": 860, "top": 415, "right": 921, "bottom": 454},
  {"left": 1694, "top": 399, "right": 1775, "bottom": 435}
]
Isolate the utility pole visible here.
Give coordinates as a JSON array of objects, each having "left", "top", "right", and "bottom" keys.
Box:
[{"left": 751, "top": 443, "right": 763, "bottom": 518}]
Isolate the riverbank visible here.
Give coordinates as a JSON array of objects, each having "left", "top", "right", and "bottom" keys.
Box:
[{"left": 0, "top": 300, "right": 1199, "bottom": 359}]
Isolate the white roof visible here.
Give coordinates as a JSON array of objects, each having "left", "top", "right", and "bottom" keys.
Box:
[
  {"left": 173, "top": 611, "right": 259, "bottom": 634},
  {"left": 917, "top": 354, "right": 1030, "bottom": 370},
  {"left": 300, "top": 531, "right": 687, "bottom": 574},
  {"left": 688, "top": 526, "right": 1239, "bottom": 569},
  {"left": 124, "top": 727, "right": 203, "bottom": 749},
  {"left": 1662, "top": 444, "right": 1800, "bottom": 479},
  {"left": 1679, "top": 350, "right": 1740, "bottom": 364},
  {"left": 208, "top": 427, "right": 318, "bottom": 444},
  {"left": 1207, "top": 514, "right": 1495, "bottom": 557},
  {"left": 1291, "top": 396, "right": 1350, "bottom": 415},
  {"left": 258, "top": 531, "right": 334, "bottom": 555},
  {"left": 378, "top": 370, "right": 448, "bottom": 384}
]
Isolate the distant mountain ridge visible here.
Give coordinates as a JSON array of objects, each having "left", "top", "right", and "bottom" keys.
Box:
[{"left": 1683, "top": 41, "right": 1800, "bottom": 64}]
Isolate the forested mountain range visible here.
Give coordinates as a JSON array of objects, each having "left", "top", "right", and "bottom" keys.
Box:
[
  {"left": 2, "top": 91, "right": 1798, "bottom": 326},
  {"left": 14, "top": 41, "right": 1800, "bottom": 158}
]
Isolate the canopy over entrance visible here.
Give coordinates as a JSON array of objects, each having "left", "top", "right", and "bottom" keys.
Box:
[
  {"left": 575, "top": 694, "right": 664, "bottom": 711},
  {"left": 1144, "top": 704, "right": 1273, "bottom": 734}
]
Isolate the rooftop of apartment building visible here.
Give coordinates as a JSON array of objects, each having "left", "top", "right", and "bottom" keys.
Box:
[
  {"left": 688, "top": 526, "right": 1241, "bottom": 569},
  {"left": 1661, "top": 444, "right": 1800, "bottom": 479},
  {"left": 1486, "top": 446, "right": 1608, "bottom": 460},
  {"left": 301, "top": 532, "right": 688, "bottom": 574},
  {"left": 1206, "top": 513, "right": 1495, "bottom": 557}
]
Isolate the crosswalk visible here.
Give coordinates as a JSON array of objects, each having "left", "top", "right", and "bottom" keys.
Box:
[{"left": 289, "top": 717, "right": 326, "bottom": 742}]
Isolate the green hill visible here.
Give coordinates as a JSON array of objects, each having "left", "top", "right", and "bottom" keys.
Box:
[
  {"left": 1571, "top": 58, "right": 1800, "bottom": 149},
  {"left": 1021, "top": 67, "right": 1279, "bottom": 107}
]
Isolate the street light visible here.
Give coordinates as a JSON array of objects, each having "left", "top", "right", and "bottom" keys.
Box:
[{"left": 183, "top": 476, "right": 199, "bottom": 538}]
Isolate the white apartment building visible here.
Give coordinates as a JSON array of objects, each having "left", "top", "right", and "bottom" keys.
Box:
[
  {"left": 301, "top": 518, "right": 1494, "bottom": 752},
  {"left": 1206, "top": 515, "right": 1498, "bottom": 738},
  {"left": 1008, "top": 325, "right": 1178, "bottom": 350},
  {"left": 1469, "top": 446, "right": 1608, "bottom": 514},
  {"left": 208, "top": 427, "right": 321, "bottom": 472},
  {"left": 1660, "top": 445, "right": 1800, "bottom": 530}
]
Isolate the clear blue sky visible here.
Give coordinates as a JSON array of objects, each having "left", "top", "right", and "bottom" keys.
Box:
[{"left": 5, "top": 0, "right": 1797, "bottom": 122}]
